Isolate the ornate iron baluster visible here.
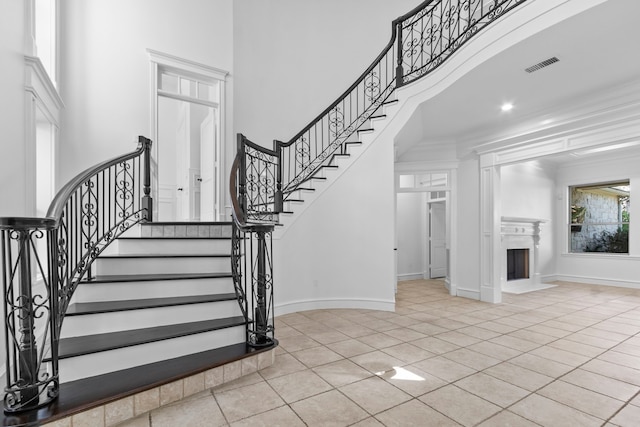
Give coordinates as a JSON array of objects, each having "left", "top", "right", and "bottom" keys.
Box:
[
  {"left": 1, "top": 220, "right": 58, "bottom": 413},
  {"left": 1, "top": 136, "right": 154, "bottom": 413}
]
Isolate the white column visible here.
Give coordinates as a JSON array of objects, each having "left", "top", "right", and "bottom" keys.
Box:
[{"left": 480, "top": 154, "right": 501, "bottom": 303}]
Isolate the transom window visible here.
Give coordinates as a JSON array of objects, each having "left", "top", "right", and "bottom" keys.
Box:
[
  {"left": 158, "top": 71, "right": 219, "bottom": 104},
  {"left": 399, "top": 172, "right": 448, "bottom": 190},
  {"left": 569, "top": 180, "right": 630, "bottom": 253}
]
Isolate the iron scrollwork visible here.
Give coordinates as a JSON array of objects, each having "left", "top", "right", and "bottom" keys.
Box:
[
  {"left": 401, "top": 0, "right": 527, "bottom": 85},
  {"left": 0, "top": 136, "right": 153, "bottom": 413},
  {"left": 1, "top": 225, "right": 58, "bottom": 412}
]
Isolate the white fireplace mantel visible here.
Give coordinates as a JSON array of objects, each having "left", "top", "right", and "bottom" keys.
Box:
[{"left": 500, "top": 217, "right": 553, "bottom": 294}]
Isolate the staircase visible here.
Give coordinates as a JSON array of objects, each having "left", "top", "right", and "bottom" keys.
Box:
[
  {"left": 2, "top": 0, "right": 533, "bottom": 425},
  {"left": 57, "top": 222, "right": 245, "bottom": 383},
  {"left": 277, "top": 99, "right": 399, "bottom": 227}
]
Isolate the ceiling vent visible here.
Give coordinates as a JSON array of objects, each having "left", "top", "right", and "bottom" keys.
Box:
[{"left": 525, "top": 57, "right": 559, "bottom": 73}]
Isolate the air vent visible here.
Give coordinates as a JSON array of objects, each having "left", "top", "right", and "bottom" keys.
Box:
[{"left": 525, "top": 57, "right": 559, "bottom": 73}]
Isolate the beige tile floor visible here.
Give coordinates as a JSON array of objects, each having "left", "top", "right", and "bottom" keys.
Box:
[{"left": 119, "top": 280, "right": 640, "bottom": 426}]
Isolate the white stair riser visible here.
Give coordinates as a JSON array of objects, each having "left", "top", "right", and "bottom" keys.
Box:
[
  {"left": 102, "top": 238, "right": 231, "bottom": 256},
  {"left": 61, "top": 300, "right": 243, "bottom": 338},
  {"left": 59, "top": 326, "right": 246, "bottom": 383},
  {"left": 95, "top": 257, "right": 230, "bottom": 275},
  {"left": 71, "top": 277, "right": 235, "bottom": 303}
]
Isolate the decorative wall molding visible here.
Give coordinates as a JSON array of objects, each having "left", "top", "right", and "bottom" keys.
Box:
[
  {"left": 24, "top": 55, "right": 64, "bottom": 125},
  {"left": 147, "top": 49, "right": 229, "bottom": 81},
  {"left": 477, "top": 97, "right": 640, "bottom": 167}
]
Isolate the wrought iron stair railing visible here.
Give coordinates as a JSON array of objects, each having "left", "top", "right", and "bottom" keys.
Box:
[
  {"left": 229, "top": 134, "right": 277, "bottom": 348},
  {"left": 275, "top": 0, "right": 527, "bottom": 200},
  {"left": 227, "top": 0, "right": 528, "bottom": 357},
  {"left": 0, "top": 136, "right": 153, "bottom": 413}
]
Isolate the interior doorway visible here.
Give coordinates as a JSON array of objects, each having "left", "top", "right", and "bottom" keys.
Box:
[
  {"left": 157, "top": 97, "right": 217, "bottom": 222},
  {"left": 429, "top": 200, "right": 447, "bottom": 278},
  {"left": 149, "top": 50, "right": 228, "bottom": 223}
]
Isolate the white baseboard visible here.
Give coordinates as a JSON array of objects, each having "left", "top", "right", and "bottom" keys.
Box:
[
  {"left": 397, "top": 273, "right": 424, "bottom": 282},
  {"left": 457, "top": 288, "right": 480, "bottom": 300},
  {"left": 275, "top": 298, "right": 395, "bottom": 317},
  {"left": 549, "top": 274, "right": 640, "bottom": 290}
]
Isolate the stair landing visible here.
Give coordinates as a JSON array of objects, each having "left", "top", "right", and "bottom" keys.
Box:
[{"left": 0, "top": 343, "right": 275, "bottom": 427}]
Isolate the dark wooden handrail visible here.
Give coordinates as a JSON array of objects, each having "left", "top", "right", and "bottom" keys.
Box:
[{"left": 47, "top": 137, "right": 152, "bottom": 223}]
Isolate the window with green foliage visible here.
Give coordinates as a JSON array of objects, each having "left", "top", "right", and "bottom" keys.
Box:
[{"left": 569, "top": 181, "right": 630, "bottom": 253}]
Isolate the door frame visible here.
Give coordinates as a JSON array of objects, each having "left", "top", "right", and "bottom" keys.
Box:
[
  {"left": 428, "top": 199, "right": 447, "bottom": 279},
  {"left": 394, "top": 163, "right": 458, "bottom": 295},
  {"left": 148, "top": 49, "right": 228, "bottom": 222}
]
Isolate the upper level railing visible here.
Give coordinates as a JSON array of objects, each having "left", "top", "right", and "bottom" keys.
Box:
[
  {"left": 0, "top": 136, "right": 152, "bottom": 413},
  {"left": 228, "top": 0, "right": 528, "bottom": 350},
  {"left": 274, "top": 0, "right": 526, "bottom": 198}
]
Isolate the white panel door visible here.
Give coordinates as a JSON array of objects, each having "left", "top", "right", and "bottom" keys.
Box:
[
  {"left": 200, "top": 109, "right": 217, "bottom": 221},
  {"left": 429, "top": 201, "right": 447, "bottom": 278}
]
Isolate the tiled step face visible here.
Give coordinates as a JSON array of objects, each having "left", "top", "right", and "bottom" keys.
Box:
[
  {"left": 119, "top": 222, "right": 233, "bottom": 239},
  {"left": 95, "top": 255, "right": 230, "bottom": 275},
  {"left": 58, "top": 325, "right": 246, "bottom": 382},
  {"left": 71, "top": 276, "right": 235, "bottom": 303},
  {"left": 103, "top": 237, "right": 232, "bottom": 256},
  {"left": 61, "top": 299, "right": 243, "bottom": 338}
]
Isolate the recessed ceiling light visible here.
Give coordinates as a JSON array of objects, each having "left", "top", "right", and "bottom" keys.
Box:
[{"left": 501, "top": 103, "right": 514, "bottom": 112}]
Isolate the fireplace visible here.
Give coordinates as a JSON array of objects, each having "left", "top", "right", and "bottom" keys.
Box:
[
  {"left": 507, "top": 248, "right": 529, "bottom": 280},
  {"left": 501, "top": 217, "right": 551, "bottom": 294}
]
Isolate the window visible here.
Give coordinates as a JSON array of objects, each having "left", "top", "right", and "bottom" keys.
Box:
[
  {"left": 399, "top": 172, "right": 448, "bottom": 190},
  {"left": 569, "top": 181, "right": 630, "bottom": 253},
  {"left": 34, "top": 0, "right": 57, "bottom": 85}
]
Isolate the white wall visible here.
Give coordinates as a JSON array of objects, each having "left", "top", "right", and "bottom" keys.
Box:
[
  {"left": 233, "top": 0, "right": 421, "bottom": 148},
  {"left": 555, "top": 152, "right": 640, "bottom": 288},
  {"left": 273, "top": 133, "right": 396, "bottom": 314},
  {"left": 0, "top": 1, "right": 27, "bottom": 216},
  {"left": 396, "top": 192, "right": 425, "bottom": 280},
  {"left": 501, "top": 161, "right": 556, "bottom": 278},
  {"left": 58, "top": 0, "right": 234, "bottom": 187}
]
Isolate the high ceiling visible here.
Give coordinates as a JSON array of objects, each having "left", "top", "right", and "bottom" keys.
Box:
[{"left": 394, "top": 0, "right": 640, "bottom": 161}]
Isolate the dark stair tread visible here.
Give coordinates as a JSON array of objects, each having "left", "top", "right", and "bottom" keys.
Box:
[
  {"left": 370, "top": 114, "right": 386, "bottom": 120},
  {"left": 98, "top": 253, "right": 230, "bottom": 259},
  {"left": 0, "top": 342, "right": 276, "bottom": 427},
  {"left": 117, "top": 236, "right": 231, "bottom": 240},
  {"left": 383, "top": 99, "right": 398, "bottom": 106},
  {"left": 141, "top": 221, "right": 232, "bottom": 226},
  {"left": 321, "top": 165, "right": 339, "bottom": 169},
  {"left": 57, "top": 317, "right": 246, "bottom": 359},
  {"left": 81, "top": 272, "right": 232, "bottom": 283},
  {"left": 357, "top": 128, "right": 374, "bottom": 133},
  {"left": 66, "top": 293, "right": 237, "bottom": 316},
  {"left": 285, "top": 199, "right": 304, "bottom": 203}
]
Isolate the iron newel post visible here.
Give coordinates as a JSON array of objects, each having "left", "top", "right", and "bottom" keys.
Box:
[
  {"left": 140, "top": 136, "right": 153, "bottom": 222},
  {"left": 16, "top": 230, "right": 39, "bottom": 406},
  {"left": 395, "top": 20, "right": 404, "bottom": 89}
]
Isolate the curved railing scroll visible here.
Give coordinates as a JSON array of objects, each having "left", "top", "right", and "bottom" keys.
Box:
[
  {"left": 229, "top": 134, "right": 276, "bottom": 348},
  {"left": 0, "top": 136, "right": 152, "bottom": 413}
]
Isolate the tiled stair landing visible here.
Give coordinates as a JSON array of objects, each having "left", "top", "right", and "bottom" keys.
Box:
[{"left": 39, "top": 345, "right": 275, "bottom": 427}]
